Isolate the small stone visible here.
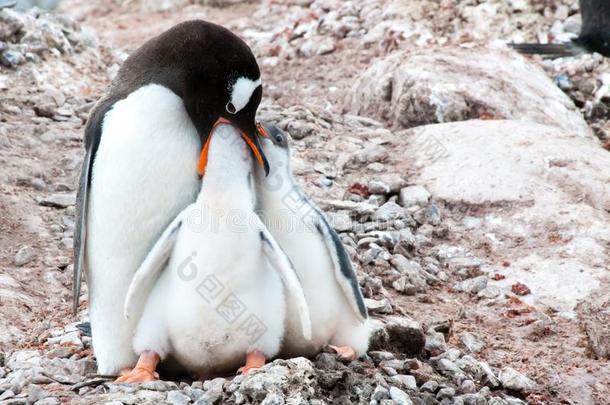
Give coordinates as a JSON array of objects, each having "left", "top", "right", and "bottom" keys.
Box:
[
  {"left": 399, "top": 186, "right": 430, "bottom": 207},
  {"left": 286, "top": 120, "right": 320, "bottom": 140},
  {"left": 373, "top": 201, "right": 405, "bottom": 221},
  {"left": 201, "top": 377, "right": 225, "bottom": 403},
  {"left": 421, "top": 380, "right": 439, "bottom": 393},
  {"left": 424, "top": 331, "right": 447, "bottom": 357},
  {"left": 488, "top": 398, "right": 509, "bottom": 405},
  {"left": 390, "top": 255, "right": 427, "bottom": 292},
  {"left": 369, "top": 180, "right": 391, "bottom": 195},
  {"left": 365, "top": 298, "right": 393, "bottom": 314},
  {"left": 477, "top": 286, "right": 502, "bottom": 299},
  {"left": 13, "top": 246, "right": 35, "bottom": 266},
  {"left": 479, "top": 361, "right": 500, "bottom": 388},
  {"left": 348, "top": 145, "right": 389, "bottom": 168},
  {"left": 436, "top": 387, "right": 456, "bottom": 400},
  {"left": 139, "top": 380, "right": 179, "bottom": 391},
  {"left": 372, "top": 385, "right": 390, "bottom": 401},
  {"left": 381, "top": 316, "right": 425, "bottom": 356},
  {"left": 316, "top": 38, "right": 336, "bottom": 55},
  {"left": 38, "top": 193, "right": 75, "bottom": 208},
  {"left": 460, "top": 332, "right": 486, "bottom": 354},
  {"left": 0, "top": 390, "right": 15, "bottom": 401},
  {"left": 498, "top": 367, "right": 537, "bottom": 394},
  {"left": 369, "top": 351, "right": 396, "bottom": 363},
  {"left": 167, "top": 391, "right": 191, "bottom": 405},
  {"left": 34, "top": 398, "right": 60, "bottom": 405},
  {"left": 453, "top": 276, "right": 488, "bottom": 294},
  {"left": 389, "top": 375, "right": 417, "bottom": 390},
  {"left": 0, "top": 50, "right": 25, "bottom": 67},
  {"left": 413, "top": 204, "right": 441, "bottom": 226},
  {"left": 446, "top": 257, "right": 482, "bottom": 279},
  {"left": 460, "top": 379, "right": 476, "bottom": 394},
  {"left": 435, "top": 359, "right": 465, "bottom": 382},
  {"left": 389, "top": 386, "right": 413, "bottom": 405}
]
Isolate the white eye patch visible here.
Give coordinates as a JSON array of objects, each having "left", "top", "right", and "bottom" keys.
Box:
[{"left": 229, "top": 76, "right": 261, "bottom": 113}]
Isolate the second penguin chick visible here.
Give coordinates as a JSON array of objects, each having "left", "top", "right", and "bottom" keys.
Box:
[
  {"left": 255, "top": 123, "right": 370, "bottom": 360},
  {"left": 118, "top": 124, "right": 311, "bottom": 383}
]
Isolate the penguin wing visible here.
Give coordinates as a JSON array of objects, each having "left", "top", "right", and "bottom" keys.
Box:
[
  {"left": 315, "top": 215, "right": 368, "bottom": 322},
  {"left": 257, "top": 220, "right": 312, "bottom": 341},
  {"left": 73, "top": 147, "right": 92, "bottom": 314},
  {"left": 73, "top": 96, "right": 119, "bottom": 315},
  {"left": 123, "top": 211, "right": 185, "bottom": 320}
]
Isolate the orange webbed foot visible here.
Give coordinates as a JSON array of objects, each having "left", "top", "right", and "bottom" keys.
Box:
[
  {"left": 114, "top": 350, "right": 160, "bottom": 384},
  {"left": 237, "top": 350, "right": 266, "bottom": 375},
  {"left": 115, "top": 367, "right": 158, "bottom": 383},
  {"left": 329, "top": 345, "right": 357, "bottom": 361}
]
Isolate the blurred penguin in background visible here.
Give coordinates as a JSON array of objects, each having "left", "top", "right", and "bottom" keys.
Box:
[{"left": 511, "top": 0, "right": 610, "bottom": 58}]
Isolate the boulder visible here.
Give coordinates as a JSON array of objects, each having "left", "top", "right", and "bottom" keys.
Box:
[
  {"left": 348, "top": 47, "right": 590, "bottom": 136},
  {"left": 400, "top": 119, "right": 610, "bottom": 314}
]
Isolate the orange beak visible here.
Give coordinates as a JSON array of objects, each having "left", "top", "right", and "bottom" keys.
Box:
[{"left": 197, "top": 117, "right": 267, "bottom": 176}]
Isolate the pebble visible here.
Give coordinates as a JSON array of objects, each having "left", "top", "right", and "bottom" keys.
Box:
[
  {"left": 166, "top": 391, "right": 191, "bottom": 405},
  {"left": 348, "top": 145, "right": 389, "bottom": 168},
  {"left": 424, "top": 331, "right": 447, "bottom": 357},
  {"left": 420, "top": 380, "right": 439, "bottom": 393},
  {"left": 380, "top": 316, "right": 425, "bottom": 356},
  {"left": 369, "top": 180, "right": 391, "bottom": 194},
  {"left": 13, "top": 246, "right": 35, "bottom": 266},
  {"left": 453, "top": 276, "right": 488, "bottom": 294},
  {"left": 38, "top": 193, "right": 75, "bottom": 208},
  {"left": 390, "top": 255, "right": 427, "bottom": 292},
  {"left": 498, "top": 367, "right": 537, "bottom": 394},
  {"left": 446, "top": 257, "right": 482, "bottom": 279},
  {"left": 388, "top": 375, "right": 417, "bottom": 390},
  {"left": 365, "top": 298, "right": 393, "bottom": 314},
  {"left": 373, "top": 201, "right": 406, "bottom": 221},
  {"left": 389, "top": 386, "right": 413, "bottom": 405},
  {"left": 399, "top": 186, "right": 430, "bottom": 207},
  {"left": 436, "top": 386, "right": 456, "bottom": 400},
  {"left": 371, "top": 385, "right": 390, "bottom": 401},
  {"left": 460, "top": 332, "right": 486, "bottom": 354},
  {"left": 460, "top": 379, "right": 477, "bottom": 394}
]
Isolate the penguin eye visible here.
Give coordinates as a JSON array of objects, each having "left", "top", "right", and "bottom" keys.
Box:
[
  {"left": 225, "top": 101, "right": 236, "bottom": 114},
  {"left": 275, "top": 134, "right": 284, "bottom": 144}
]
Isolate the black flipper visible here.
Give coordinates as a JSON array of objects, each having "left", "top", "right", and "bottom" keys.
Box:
[
  {"left": 73, "top": 146, "right": 92, "bottom": 314},
  {"left": 509, "top": 42, "right": 585, "bottom": 58},
  {"left": 73, "top": 97, "right": 117, "bottom": 314}
]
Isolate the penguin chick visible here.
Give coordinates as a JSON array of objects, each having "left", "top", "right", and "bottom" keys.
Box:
[
  {"left": 117, "top": 124, "right": 311, "bottom": 383},
  {"left": 254, "top": 123, "right": 370, "bottom": 361}
]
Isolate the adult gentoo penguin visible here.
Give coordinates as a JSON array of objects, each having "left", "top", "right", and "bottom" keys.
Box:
[
  {"left": 254, "top": 123, "right": 370, "bottom": 360},
  {"left": 117, "top": 123, "right": 311, "bottom": 383},
  {"left": 73, "top": 20, "right": 269, "bottom": 375},
  {"left": 511, "top": 0, "right": 610, "bottom": 57}
]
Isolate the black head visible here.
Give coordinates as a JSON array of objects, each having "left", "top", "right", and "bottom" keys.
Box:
[{"left": 116, "top": 20, "right": 269, "bottom": 174}]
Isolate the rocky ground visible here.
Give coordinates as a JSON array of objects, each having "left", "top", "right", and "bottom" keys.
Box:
[{"left": 0, "top": 0, "right": 609, "bottom": 404}]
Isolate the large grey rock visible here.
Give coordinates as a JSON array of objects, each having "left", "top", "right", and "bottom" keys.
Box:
[
  {"left": 402, "top": 119, "right": 610, "bottom": 314},
  {"left": 348, "top": 47, "right": 590, "bottom": 136}
]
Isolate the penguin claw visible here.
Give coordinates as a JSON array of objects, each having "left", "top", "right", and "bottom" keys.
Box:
[{"left": 329, "top": 345, "right": 357, "bottom": 362}]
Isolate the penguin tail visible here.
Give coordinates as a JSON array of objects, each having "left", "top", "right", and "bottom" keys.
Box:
[{"left": 509, "top": 42, "right": 584, "bottom": 58}]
